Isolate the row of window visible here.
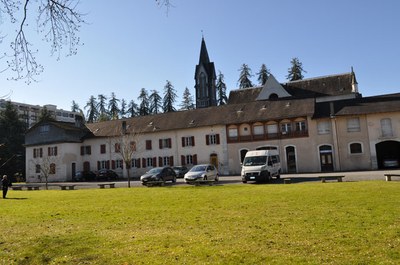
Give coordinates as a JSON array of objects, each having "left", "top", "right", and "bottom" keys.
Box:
[
  {"left": 94, "top": 153, "right": 200, "bottom": 171},
  {"left": 33, "top": 147, "right": 57, "bottom": 158},
  {"left": 318, "top": 117, "right": 394, "bottom": 137},
  {"left": 228, "top": 119, "right": 308, "bottom": 141},
  {"left": 81, "top": 134, "right": 220, "bottom": 156}
]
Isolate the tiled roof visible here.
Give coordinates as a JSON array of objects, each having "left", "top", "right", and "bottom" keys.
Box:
[
  {"left": 314, "top": 93, "right": 400, "bottom": 118},
  {"left": 85, "top": 98, "right": 316, "bottom": 137},
  {"left": 228, "top": 72, "right": 355, "bottom": 104}
]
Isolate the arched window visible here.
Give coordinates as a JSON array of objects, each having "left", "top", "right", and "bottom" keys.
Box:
[
  {"left": 269, "top": 93, "right": 278, "bottom": 100},
  {"left": 349, "top": 143, "right": 363, "bottom": 154}
]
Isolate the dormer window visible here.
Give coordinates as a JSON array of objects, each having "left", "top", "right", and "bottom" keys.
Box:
[{"left": 269, "top": 93, "right": 278, "bottom": 100}]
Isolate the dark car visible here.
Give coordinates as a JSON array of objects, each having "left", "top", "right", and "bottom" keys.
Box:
[
  {"left": 173, "top": 166, "right": 189, "bottom": 178},
  {"left": 73, "top": 171, "right": 97, "bottom": 182},
  {"left": 140, "top": 167, "right": 177, "bottom": 185},
  {"left": 97, "top": 169, "right": 119, "bottom": 181}
]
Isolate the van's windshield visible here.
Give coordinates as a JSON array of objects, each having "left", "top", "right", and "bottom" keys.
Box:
[{"left": 243, "top": 156, "right": 267, "bottom": 166}]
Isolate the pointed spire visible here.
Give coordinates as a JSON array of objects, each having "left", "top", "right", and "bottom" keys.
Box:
[
  {"left": 351, "top": 67, "right": 359, "bottom": 93},
  {"left": 199, "top": 37, "right": 210, "bottom": 64}
]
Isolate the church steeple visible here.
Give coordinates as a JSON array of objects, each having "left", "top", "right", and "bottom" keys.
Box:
[
  {"left": 194, "top": 37, "right": 217, "bottom": 108},
  {"left": 199, "top": 37, "right": 210, "bottom": 64}
]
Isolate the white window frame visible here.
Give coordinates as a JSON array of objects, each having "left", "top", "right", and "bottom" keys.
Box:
[
  {"left": 349, "top": 142, "right": 363, "bottom": 154},
  {"left": 347, "top": 117, "right": 361, "bottom": 132},
  {"left": 317, "top": 121, "right": 331, "bottom": 135}
]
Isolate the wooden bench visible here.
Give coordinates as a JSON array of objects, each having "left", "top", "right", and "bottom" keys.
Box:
[
  {"left": 98, "top": 183, "right": 116, "bottom": 189},
  {"left": 283, "top": 178, "right": 291, "bottom": 184},
  {"left": 58, "top": 185, "right": 76, "bottom": 190},
  {"left": 26, "top": 185, "right": 40, "bottom": 190},
  {"left": 384, "top": 174, "right": 400, "bottom": 181},
  {"left": 318, "top": 175, "right": 345, "bottom": 183}
]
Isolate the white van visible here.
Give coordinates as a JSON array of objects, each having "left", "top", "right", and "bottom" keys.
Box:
[{"left": 241, "top": 150, "right": 281, "bottom": 183}]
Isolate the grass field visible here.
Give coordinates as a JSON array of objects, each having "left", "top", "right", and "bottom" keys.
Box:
[{"left": 0, "top": 181, "right": 399, "bottom": 264}]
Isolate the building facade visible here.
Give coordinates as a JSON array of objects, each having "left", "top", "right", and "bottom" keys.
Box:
[
  {"left": 0, "top": 99, "right": 82, "bottom": 128},
  {"left": 24, "top": 39, "right": 400, "bottom": 182}
]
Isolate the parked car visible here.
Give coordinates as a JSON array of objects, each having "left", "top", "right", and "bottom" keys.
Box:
[
  {"left": 73, "top": 171, "right": 97, "bottom": 182},
  {"left": 184, "top": 164, "right": 219, "bottom": 183},
  {"left": 173, "top": 166, "right": 189, "bottom": 178},
  {"left": 383, "top": 158, "right": 399, "bottom": 168},
  {"left": 140, "top": 167, "right": 177, "bottom": 185},
  {"left": 97, "top": 169, "right": 119, "bottom": 181}
]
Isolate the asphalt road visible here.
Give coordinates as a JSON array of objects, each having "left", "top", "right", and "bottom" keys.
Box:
[{"left": 22, "top": 169, "right": 400, "bottom": 190}]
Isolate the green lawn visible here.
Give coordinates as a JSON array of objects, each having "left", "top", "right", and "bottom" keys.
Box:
[{"left": 0, "top": 181, "right": 399, "bottom": 264}]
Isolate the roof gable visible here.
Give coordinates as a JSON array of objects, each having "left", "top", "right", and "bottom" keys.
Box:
[{"left": 256, "top": 74, "right": 291, "bottom": 100}]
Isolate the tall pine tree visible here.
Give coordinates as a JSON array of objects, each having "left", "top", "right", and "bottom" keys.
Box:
[
  {"left": 287, "top": 57, "right": 306, "bottom": 81},
  {"left": 84, "top": 96, "right": 98, "bottom": 123},
  {"left": 163, "top": 80, "right": 177, "bottom": 113},
  {"left": 127, "top": 100, "right": 138, "bottom": 117},
  {"left": 257, "top": 64, "right": 270, "bottom": 85},
  {"left": 238, "top": 63, "right": 253, "bottom": 89},
  {"left": 216, "top": 71, "right": 228, "bottom": 105},
  {"left": 179, "top": 87, "right": 195, "bottom": 110},
  {"left": 149, "top": 90, "right": 162, "bottom": 114},
  {"left": 108, "top": 92, "right": 120, "bottom": 120},
  {"left": 138, "top": 88, "right": 150, "bottom": 116}
]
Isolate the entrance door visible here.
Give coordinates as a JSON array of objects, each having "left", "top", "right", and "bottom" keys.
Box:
[
  {"left": 72, "top": 163, "right": 76, "bottom": 179},
  {"left": 319, "top": 145, "right": 333, "bottom": 172},
  {"left": 210, "top": 154, "right": 218, "bottom": 168},
  {"left": 286, "top": 146, "right": 297, "bottom": 173},
  {"left": 83, "top": 161, "right": 90, "bottom": 172}
]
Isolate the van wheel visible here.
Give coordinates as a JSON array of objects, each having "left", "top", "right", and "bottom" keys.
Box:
[
  {"left": 242, "top": 180, "right": 247, "bottom": 183},
  {"left": 276, "top": 174, "right": 280, "bottom": 179}
]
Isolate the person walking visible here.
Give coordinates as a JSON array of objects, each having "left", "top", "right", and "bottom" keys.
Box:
[{"left": 2, "top": 175, "right": 11, "bottom": 199}]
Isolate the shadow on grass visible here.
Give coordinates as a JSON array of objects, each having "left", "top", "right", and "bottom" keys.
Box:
[{"left": 3, "top": 197, "right": 28, "bottom": 200}]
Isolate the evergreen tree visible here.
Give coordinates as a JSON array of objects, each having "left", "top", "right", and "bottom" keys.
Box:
[
  {"left": 163, "top": 80, "right": 177, "bottom": 113},
  {"left": 120, "top": 99, "right": 127, "bottom": 118},
  {"left": 38, "top": 106, "right": 56, "bottom": 122},
  {"left": 257, "top": 64, "right": 270, "bottom": 85},
  {"left": 127, "top": 100, "right": 138, "bottom": 117},
  {"left": 216, "top": 71, "right": 228, "bottom": 105},
  {"left": 179, "top": 87, "right": 195, "bottom": 110},
  {"left": 149, "top": 90, "right": 162, "bottom": 114},
  {"left": 84, "top": 96, "right": 98, "bottom": 123},
  {"left": 71, "top": 100, "right": 80, "bottom": 113},
  {"left": 108, "top": 92, "right": 120, "bottom": 120},
  {"left": 138, "top": 88, "right": 149, "bottom": 116},
  {"left": 238, "top": 63, "right": 254, "bottom": 89},
  {"left": 287, "top": 57, "right": 306, "bottom": 81},
  {"left": 97, "top": 94, "right": 108, "bottom": 119},
  {"left": 0, "top": 101, "right": 26, "bottom": 178}
]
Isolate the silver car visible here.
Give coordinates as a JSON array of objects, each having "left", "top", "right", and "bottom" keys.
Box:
[{"left": 184, "top": 164, "right": 219, "bottom": 183}]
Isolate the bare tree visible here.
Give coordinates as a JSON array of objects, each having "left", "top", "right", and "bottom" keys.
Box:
[
  {"left": 30, "top": 155, "right": 58, "bottom": 190},
  {"left": 0, "top": 0, "right": 86, "bottom": 82},
  {"left": 113, "top": 122, "right": 142, "bottom": 188}
]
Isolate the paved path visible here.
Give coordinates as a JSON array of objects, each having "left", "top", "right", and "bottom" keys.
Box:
[{"left": 17, "top": 169, "right": 400, "bottom": 189}]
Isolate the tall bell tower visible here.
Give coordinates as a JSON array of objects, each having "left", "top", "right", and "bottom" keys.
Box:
[{"left": 194, "top": 37, "right": 217, "bottom": 108}]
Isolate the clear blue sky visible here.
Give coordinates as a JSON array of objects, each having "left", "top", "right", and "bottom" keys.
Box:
[{"left": 1, "top": 0, "right": 399, "bottom": 111}]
